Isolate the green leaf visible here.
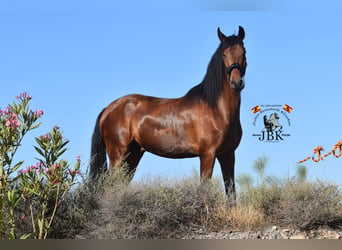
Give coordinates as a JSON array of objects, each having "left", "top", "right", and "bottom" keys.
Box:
[
  {"left": 22, "top": 187, "right": 41, "bottom": 197},
  {"left": 35, "top": 137, "right": 46, "bottom": 150},
  {"left": 61, "top": 139, "right": 69, "bottom": 148},
  {"left": 29, "top": 122, "right": 41, "bottom": 130},
  {"left": 7, "top": 190, "right": 20, "bottom": 207},
  {"left": 34, "top": 146, "right": 46, "bottom": 158},
  {"left": 12, "top": 160, "right": 24, "bottom": 172},
  {"left": 20, "top": 233, "right": 31, "bottom": 239},
  {"left": 37, "top": 218, "right": 44, "bottom": 231},
  {"left": 8, "top": 230, "right": 16, "bottom": 240},
  {"left": 56, "top": 148, "right": 67, "bottom": 159}
]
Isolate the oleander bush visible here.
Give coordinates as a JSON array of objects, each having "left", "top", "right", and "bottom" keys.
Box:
[{"left": 0, "top": 93, "right": 80, "bottom": 239}]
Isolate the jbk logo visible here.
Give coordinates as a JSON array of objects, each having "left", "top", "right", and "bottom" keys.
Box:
[
  {"left": 258, "top": 130, "right": 284, "bottom": 142},
  {"left": 251, "top": 105, "right": 292, "bottom": 143}
]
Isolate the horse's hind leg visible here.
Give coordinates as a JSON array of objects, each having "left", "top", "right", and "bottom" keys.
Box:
[
  {"left": 199, "top": 151, "right": 216, "bottom": 180},
  {"left": 106, "top": 140, "right": 143, "bottom": 181},
  {"left": 106, "top": 149, "right": 142, "bottom": 183},
  {"left": 124, "top": 140, "right": 144, "bottom": 181}
]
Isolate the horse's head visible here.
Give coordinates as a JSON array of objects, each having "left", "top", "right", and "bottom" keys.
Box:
[
  {"left": 218, "top": 26, "right": 247, "bottom": 92},
  {"left": 270, "top": 112, "right": 279, "bottom": 120}
]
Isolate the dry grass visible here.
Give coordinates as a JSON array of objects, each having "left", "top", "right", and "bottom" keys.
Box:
[
  {"left": 80, "top": 170, "right": 238, "bottom": 239},
  {"left": 239, "top": 179, "right": 342, "bottom": 230},
  {"left": 26, "top": 166, "right": 341, "bottom": 239}
]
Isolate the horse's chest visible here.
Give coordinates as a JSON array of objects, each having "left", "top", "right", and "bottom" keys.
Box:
[{"left": 219, "top": 122, "right": 242, "bottom": 152}]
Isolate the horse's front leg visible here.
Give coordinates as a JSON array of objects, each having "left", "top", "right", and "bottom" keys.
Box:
[{"left": 217, "top": 151, "right": 236, "bottom": 203}]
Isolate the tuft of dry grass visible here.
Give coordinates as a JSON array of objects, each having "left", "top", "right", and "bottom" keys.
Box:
[
  {"left": 80, "top": 169, "right": 234, "bottom": 239},
  {"left": 209, "top": 202, "right": 265, "bottom": 231},
  {"left": 239, "top": 179, "right": 342, "bottom": 230}
]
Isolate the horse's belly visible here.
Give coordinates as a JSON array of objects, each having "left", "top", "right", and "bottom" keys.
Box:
[
  {"left": 139, "top": 130, "right": 198, "bottom": 158},
  {"left": 147, "top": 149, "right": 197, "bottom": 159}
]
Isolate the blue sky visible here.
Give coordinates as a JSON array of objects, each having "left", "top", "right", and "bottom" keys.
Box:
[{"left": 1, "top": 1, "right": 341, "bottom": 185}]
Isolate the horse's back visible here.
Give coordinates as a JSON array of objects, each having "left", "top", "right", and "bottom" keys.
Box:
[{"left": 100, "top": 93, "right": 182, "bottom": 138}]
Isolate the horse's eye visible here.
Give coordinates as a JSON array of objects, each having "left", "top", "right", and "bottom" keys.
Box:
[{"left": 223, "top": 54, "right": 226, "bottom": 58}]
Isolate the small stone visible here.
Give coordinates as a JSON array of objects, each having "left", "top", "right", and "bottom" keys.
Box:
[
  {"left": 328, "top": 232, "right": 341, "bottom": 239},
  {"left": 272, "top": 226, "right": 278, "bottom": 231},
  {"left": 290, "top": 234, "right": 306, "bottom": 239},
  {"left": 279, "top": 232, "right": 289, "bottom": 239}
]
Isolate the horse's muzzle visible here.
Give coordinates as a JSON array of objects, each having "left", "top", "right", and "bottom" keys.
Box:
[{"left": 230, "top": 79, "right": 245, "bottom": 92}]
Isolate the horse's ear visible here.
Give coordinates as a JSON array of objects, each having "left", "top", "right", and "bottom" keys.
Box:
[
  {"left": 217, "top": 27, "right": 226, "bottom": 42},
  {"left": 238, "top": 26, "right": 245, "bottom": 40}
]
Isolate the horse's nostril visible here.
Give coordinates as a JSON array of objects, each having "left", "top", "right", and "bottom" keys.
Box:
[
  {"left": 239, "top": 80, "right": 245, "bottom": 89},
  {"left": 231, "top": 80, "right": 244, "bottom": 91}
]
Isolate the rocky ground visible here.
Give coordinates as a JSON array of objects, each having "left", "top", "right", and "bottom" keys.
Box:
[{"left": 182, "top": 226, "right": 342, "bottom": 239}]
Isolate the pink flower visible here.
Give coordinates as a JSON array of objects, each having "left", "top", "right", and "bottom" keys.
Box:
[
  {"left": 18, "top": 92, "right": 32, "bottom": 100},
  {"left": 53, "top": 126, "right": 60, "bottom": 131},
  {"left": 5, "top": 117, "right": 20, "bottom": 129},
  {"left": 40, "top": 133, "right": 50, "bottom": 140},
  {"left": 0, "top": 108, "right": 9, "bottom": 116},
  {"left": 35, "top": 109, "right": 43, "bottom": 118},
  {"left": 67, "top": 169, "right": 80, "bottom": 176},
  {"left": 13, "top": 120, "right": 20, "bottom": 127},
  {"left": 52, "top": 163, "right": 59, "bottom": 169},
  {"left": 22, "top": 167, "right": 30, "bottom": 173}
]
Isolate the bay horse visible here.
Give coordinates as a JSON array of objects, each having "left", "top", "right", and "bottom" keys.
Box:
[{"left": 90, "top": 26, "right": 247, "bottom": 198}]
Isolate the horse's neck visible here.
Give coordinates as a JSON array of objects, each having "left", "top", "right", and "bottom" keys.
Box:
[{"left": 217, "top": 83, "right": 241, "bottom": 123}]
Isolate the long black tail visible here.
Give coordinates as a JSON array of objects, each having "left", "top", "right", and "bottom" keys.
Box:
[{"left": 90, "top": 109, "right": 107, "bottom": 182}]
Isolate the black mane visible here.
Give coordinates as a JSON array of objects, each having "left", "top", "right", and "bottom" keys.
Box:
[{"left": 185, "top": 34, "right": 243, "bottom": 107}]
